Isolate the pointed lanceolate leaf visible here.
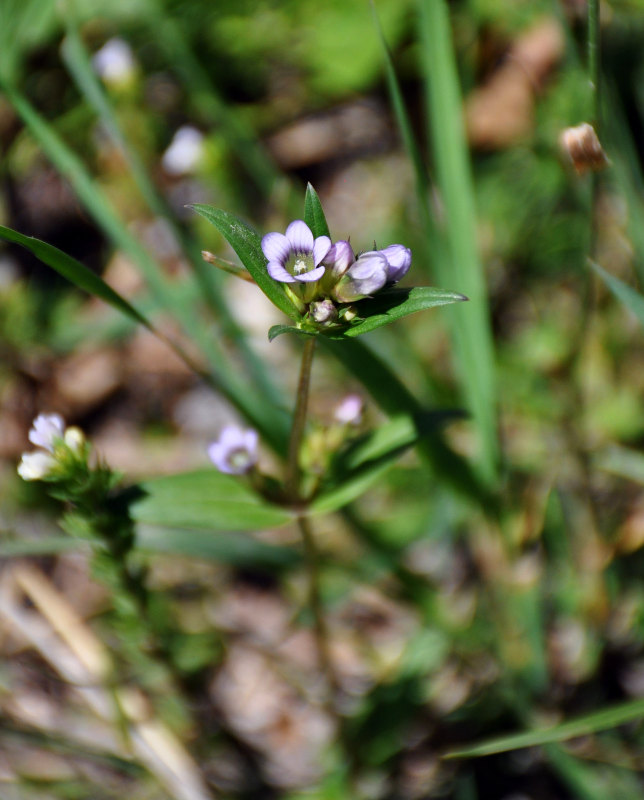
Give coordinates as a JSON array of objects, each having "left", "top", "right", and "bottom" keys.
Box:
[
  {"left": 590, "top": 259, "right": 644, "bottom": 328},
  {"left": 190, "top": 204, "right": 299, "bottom": 319},
  {"left": 324, "top": 286, "right": 466, "bottom": 339},
  {"left": 0, "top": 224, "right": 152, "bottom": 330},
  {"left": 131, "top": 469, "right": 293, "bottom": 532},
  {"left": 303, "top": 183, "right": 331, "bottom": 239}
]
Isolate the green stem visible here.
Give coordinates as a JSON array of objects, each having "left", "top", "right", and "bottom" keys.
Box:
[
  {"left": 286, "top": 337, "right": 316, "bottom": 500},
  {"left": 298, "top": 515, "right": 341, "bottom": 708},
  {"left": 588, "top": 0, "right": 601, "bottom": 131}
]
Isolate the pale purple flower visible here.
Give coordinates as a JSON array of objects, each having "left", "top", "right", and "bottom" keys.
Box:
[
  {"left": 262, "top": 221, "right": 331, "bottom": 284},
  {"left": 332, "top": 251, "right": 388, "bottom": 303},
  {"left": 380, "top": 244, "right": 412, "bottom": 283},
  {"left": 29, "top": 413, "right": 65, "bottom": 452},
  {"left": 208, "top": 426, "right": 258, "bottom": 475},
  {"left": 17, "top": 451, "right": 57, "bottom": 481},
  {"left": 334, "top": 395, "right": 364, "bottom": 425},
  {"left": 322, "top": 240, "right": 354, "bottom": 281}
]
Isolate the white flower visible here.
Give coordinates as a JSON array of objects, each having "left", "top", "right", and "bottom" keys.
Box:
[
  {"left": 29, "top": 413, "right": 65, "bottom": 452},
  {"left": 162, "top": 126, "right": 205, "bottom": 176},
  {"left": 18, "top": 451, "right": 57, "bottom": 481},
  {"left": 92, "top": 38, "right": 136, "bottom": 86}
]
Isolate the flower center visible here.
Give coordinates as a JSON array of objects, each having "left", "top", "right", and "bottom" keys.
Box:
[
  {"left": 292, "top": 257, "right": 310, "bottom": 276},
  {"left": 229, "top": 448, "right": 252, "bottom": 470}
]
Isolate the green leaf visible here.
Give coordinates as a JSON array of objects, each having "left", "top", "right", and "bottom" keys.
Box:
[
  {"left": 131, "top": 470, "right": 293, "bottom": 532},
  {"left": 0, "top": 224, "right": 152, "bottom": 330},
  {"left": 596, "top": 444, "right": 644, "bottom": 484},
  {"left": 268, "top": 324, "right": 316, "bottom": 342},
  {"left": 590, "top": 259, "right": 644, "bottom": 327},
  {"left": 303, "top": 183, "right": 331, "bottom": 238},
  {"left": 137, "top": 526, "right": 298, "bottom": 568},
  {"left": 322, "top": 338, "right": 495, "bottom": 511},
  {"left": 444, "top": 697, "right": 644, "bottom": 759},
  {"left": 339, "top": 286, "right": 467, "bottom": 338},
  {"left": 190, "top": 204, "right": 299, "bottom": 319}
]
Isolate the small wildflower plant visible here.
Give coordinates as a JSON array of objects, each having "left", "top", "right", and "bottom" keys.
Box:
[{"left": 191, "top": 184, "right": 466, "bottom": 342}]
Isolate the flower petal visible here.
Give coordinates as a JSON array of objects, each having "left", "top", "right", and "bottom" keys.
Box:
[
  {"left": 268, "top": 262, "right": 297, "bottom": 283},
  {"left": 312, "top": 235, "right": 331, "bottom": 265},
  {"left": 294, "top": 265, "right": 325, "bottom": 283},
  {"left": 381, "top": 244, "right": 412, "bottom": 283},
  {"left": 285, "top": 220, "right": 314, "bottom": 254},
  {"left": 29, "top": 413, "right": 65, "bottom": 452},
  {"left": 261, "top": 232, "right": 291, "bottom": 264}
]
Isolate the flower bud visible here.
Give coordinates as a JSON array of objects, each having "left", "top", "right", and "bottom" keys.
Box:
[
  {"left": 310, "top": 298, "right": 338, "bottom": 324},
  {"left": 560, "top": 123, "right": 609, "bottom": 175},
  {"left": 323, "top": 240, "right": 355, "bottom": 280},
  {"left": 380, "top": 244, "right": 412, "bottom": 283},
  {"left": 332, "top": 251, "right": 388, "bottom": 303},
  {"left": 334, "top": 395, "right": 364, "bottom": 425},
  {"left": 64, "top": 427, "right": 86, "bottom": 454}
]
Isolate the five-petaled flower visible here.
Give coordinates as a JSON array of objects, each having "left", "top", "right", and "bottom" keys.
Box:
[
  {"left": 262, "top": 220, "right": 331, "bottom": 285},
  {"left": 208, "top": 425, "right": 258, "bottom": 475}
]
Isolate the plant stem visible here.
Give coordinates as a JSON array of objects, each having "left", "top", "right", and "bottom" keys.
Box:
[
  {"left": 298, "top": 515, "right": 341, "bottom": 705},
  {"left": 588, "top": 0, "right": 601, "bottom": 131},
  {"left": 286, "top": 337, "right": 316, "bottom": 500}
]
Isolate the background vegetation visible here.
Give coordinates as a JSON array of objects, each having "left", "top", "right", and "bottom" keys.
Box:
[{"left": 2, "top": 0, "right": 644, "bottom": 797}]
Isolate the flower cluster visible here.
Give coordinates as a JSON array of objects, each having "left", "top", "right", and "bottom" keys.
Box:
[
  {"left": 261, "top": 220, "right": 411, "bottom": 324},
  {"left": 18, "top": 413, "right": 85, "bottom": 481}
]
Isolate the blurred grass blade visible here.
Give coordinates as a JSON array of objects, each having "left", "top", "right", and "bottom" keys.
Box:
[
  {"left": 444, "top": 697, "right": 644, "bottom": 759},
  {"left": 0, "top": 537, "right": 82, "bottom": 557},
  {"left": 303, "top": 183, "right": 331, "bottom": 238},
  {"left": 59, "top": 24, "right": 285, "bottom": 409},
  {"left": 590, "top": 259, "right": 644, "bottom": 325},
  {"left": 0, "top": 78, "right": 290, "bottom": 452},
  {"left": 139, "top": 0, "right": 282, "bottom": 199},
  {"left": 0, "top": 224, "right": 152, "bottom": 329},
  {"left": 190, "top": 204, "right": 299, "bottom": 318},
  {"left": 596, "top": 444, "right": 644, "bottom": 484},
  {"left": 417, "top": 0, "right": 498, "bottom": 483}
]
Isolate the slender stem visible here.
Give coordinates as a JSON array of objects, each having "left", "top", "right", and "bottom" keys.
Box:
[
  {"left": 588, "top": 0, "right": 601, "bottom": 131},
  {"left": 286, "top": 337, "right": 316, "bottom": 499},
  {"left": 298, "top": 515, "right": 341, "bottom": 707}
]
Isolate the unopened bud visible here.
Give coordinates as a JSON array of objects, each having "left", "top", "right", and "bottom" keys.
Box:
[
  {"left": 560, "top": 123, "right": 609, "bottom": 175},
  {"left": 310, "top": 298, "right": 337, "bottom": 324}
]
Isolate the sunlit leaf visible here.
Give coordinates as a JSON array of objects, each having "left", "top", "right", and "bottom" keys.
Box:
[{"left": 303, "top": 183, "right": 331, "bottom": 239}]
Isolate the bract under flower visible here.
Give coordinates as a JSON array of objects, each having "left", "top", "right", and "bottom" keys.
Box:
[
  {"left": 208, "top": 426, "right": 258, "bottom": 475},
  {"left": 262, "top": 220, "right": 330, "bottom": 284}
]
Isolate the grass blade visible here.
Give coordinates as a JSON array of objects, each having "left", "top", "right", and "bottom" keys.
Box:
[
  {"left": 417, "top": 0, "right": 498, "bottom": 483},
  {"left": 444, "top": 697, "right": 644, "bottom": 759}
]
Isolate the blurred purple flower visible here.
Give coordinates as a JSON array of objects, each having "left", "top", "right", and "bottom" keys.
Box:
[
  {"left": 262, "top": 220, "right": 331, "bottom": 284},
  {"left": 18, "top": 451, "right": 57, "bottom": 481},
  {"left": 208, "top": 426, "right": 258, "bottom": 475},
  {"left": 29, "top": 413, "right": 65, "bottom": 452},
  {"left": 334, "top": 394, "right": 364, "bottom": 425},
  {"left": 380, "top": 244, "right": 412, "bottom": 283},
  {"left": 332, "top": 251, "right": 388, "bottom": 303}
]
